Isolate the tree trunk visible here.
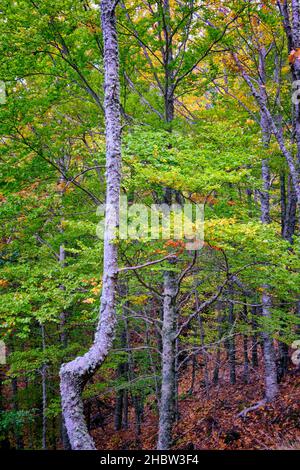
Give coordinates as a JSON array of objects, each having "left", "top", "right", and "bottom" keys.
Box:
[
  {"left": 261, "top": 290, "right": 279, "bottom": 401},
  {"left": 243, "top": 335, "right": 249, "bottom": 384},
  {"left": 123, "top": 389, "right": 129, "bottom": 430},
  {"left": 41, "top": 324, "right": 47, "bottom": 450},
  {"left": 12, "top": 377, "right": 24, "bottom": 449},
  {"left": 227, "top": 300, "right": 236, "bottom": 385},
  {"left": 157, "top": 0, "right": 178, "bottom": 448},
  {"left": 258, "top": 48, "right": 279, "bottom": 402},
  {"left": 157, "top": 267, "right": 177, "bottom": 450},
  {"left": 282, "top": 174, "right": 297, "bottom": 243},
  {"left": 114, "top": 323, "right": 127, "bottom": 431},
  {"left": 59, "top": 0, "right": 121, "bottom": 450},
  {"left": 291, "top": 0, "right": 300, "bottom": 165},
  {"left": 278, "top": 340, "right": 289, "bottom": 382},
  {"left": 114, "top": 379, "right": 124, "bottom": 431},
  {"left": 251, "top": 306, "right": 259, "bottom": 368},
  {"left": 242, "top": 304, "right": 250, "bottom": 384},
  {"left": 213, "top": 308, "right": 223, "bottom": 386},
  {"left": 197, "top": 309, "right": 210, "bottom": 394}
]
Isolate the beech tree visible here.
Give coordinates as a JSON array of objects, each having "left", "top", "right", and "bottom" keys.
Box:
[{"left": 60, "top": 0, "right": 122, "bottom": 450}]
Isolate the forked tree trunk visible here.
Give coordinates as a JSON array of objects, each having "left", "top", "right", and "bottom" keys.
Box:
[{"left": 59, "top": 0, "right": 121, "bottom": 450}]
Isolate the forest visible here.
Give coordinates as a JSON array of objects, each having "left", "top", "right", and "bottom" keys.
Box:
[{"left": 0, "top": 0, "right": 300, "bottom": 454}]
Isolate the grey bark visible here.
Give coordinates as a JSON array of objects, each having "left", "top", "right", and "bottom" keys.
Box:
[
  {"left": 258, "top": 47, "right": 271, "bottom": 224},
  {"left": 41, "top": 323, "right": 47, "bottom": 450},
  {"left": 258, "top": 47, "right": 279, "bottom": 402},
  {"left": 227, "top": 298, "right": 236, "bottom": 385},
  {"left": 278, "top": 339, "right": 289, "bottom": 382},
  {"left": 242, "top": 304, "right": 250, "bottom": 384},
  {"left": 198, "top": 313, "right": 210, "bottom": 394},
  {"left": 279, "top": 173, "right": 296, "bottom": 380},
  {"left": 213, "top": 307, "right": 223, "bottom": 386},
  {"left": 157, "top": 265, "right": 178, "bottom": 450},
  {"left": 289, "top": 1, "right": 300, "bottom": 165},
  {"left": 281, "top": 174, "right": 297, "bottom": 243},
  {"left": 261, "top": 290, "right": 279, "bottom": 401},
  {"left": 57, "top": 181, "right": 71, "bottom": 449},
  {"left": 174, "top": 327, "right": 179, "bottom": 421},
  {"left": 157, "top": 0, "right": 179, "bottom": 450},
  {"left": 59, "top": 0, "right": 121, "bottom": 450},
  {"left": 189, "top": 353, "right": 196, "bottom": 394},
  {"left": 251, "top": 306, "right": 259, "bottom": 368}
]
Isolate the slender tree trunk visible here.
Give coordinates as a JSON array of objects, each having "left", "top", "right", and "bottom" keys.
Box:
[
  {"left": 174, "top": 329, "right": 179, "bottom": 421},
  {"left": 145, "top": 321, "right": 160, "bottom": 407},
  {"left": 40, "top": 324, "right": 47, "bottom": 450},
  {"left": 282, "top": 175, "right": 297, "bottom": 243},
  {"left": 123, "top": 313, "right": 142, "bottom": 437},
  {"left": 251, "top": 306, "right": 259, "bottom": 368},
  {"left": 59, "top": 243, "right": 68, "bottom": 349},
  {"left": 278, "top": 339, "right": 289, "bottom": 382},
  {"left": 242, "top": 305, "right": 250, "bottom": 384},
  {"left": 189, "top": 354, "right": 196, "bottom": 395},
  {"left": 157, "top": 266, "right": 177, "bottom": 450},
  {"left": 279, "top": 0, "right": 300, "bottom": 200},
  {"left": 258, "top": 48, "right": 279, "bottom": 402},
  {"left": 9, "top": 340, "right": 24, "bottom": 450},
  {"left": 291, "top": 0, "right": 300, "bottom": 165},
  {"left": 280, "top": 172, "right": 287, "bottom": 238},
  {"left": 0, "top": 367, "right": 4, "bottom": 412},
  {"left": 213, "top": 308, "right": 223, "bottom": 386},
  {"left": 58, "top": 239, "right": 71, "bottom": 449},
  {"left": 12, "top": 377, "right": 24, "bottom": 449},
  {"left": 123, "top": 389, "right": 129, "bottom": 430},
  {"left": 55, "top": 165, "right": 71, "bottom": 450},
  {"left": 260, "top": 158, "right": 271, "bottom": 223},
  {"left": 197, "top": 311, "right": 210, "bottom": 394},
  {"left": 157, "top": 0, "right": 178, "bottom": 447},
  {"left": 276, "top": 146, "right": 296, "bottom": 380},
  {"left": 59, "top": 0, "right": 121, "bottom": 449},
  {"left": 57, "top": 157, "right": 69, "bottom": 349},
  {"left": 261, "top": 290, "right": 279, "bottom": 401},
  {"left": 114, "top": 322, "right": 127, "bottom": 431},
  {"left": 227, "top": 300, "right": 236, "bottom": 385},
  {"left": 234, "top": 50, "right": 300, "bottom": 206},
  {"left": 114, "top": 387, "right": 123, "bottom": 431}
]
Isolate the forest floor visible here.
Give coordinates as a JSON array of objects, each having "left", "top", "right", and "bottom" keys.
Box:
[{"left": 93, "top": 347, "right": 300, "bottom": 450}]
